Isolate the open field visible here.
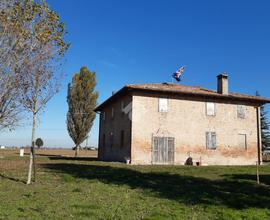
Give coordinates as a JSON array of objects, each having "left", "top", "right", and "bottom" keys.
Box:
[
  {"left": 1, "top": 153, "right": 270, "bottom": 219},
  {"left": 0, "top": 148, "right": 97, "bottom": 158}
]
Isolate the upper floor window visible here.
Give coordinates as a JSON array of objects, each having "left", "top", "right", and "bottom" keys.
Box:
[
  {"left": 206, "top": 102, "right": 215, "bottom": 116},
  {"left": 206, "top": 132, "right": 217, "bottom": 150},
  {"left": 237, "top": 105, "right": 245, "bottom": 119},
  {"left": 102, "top": 112, "right": 106, "bottom": 121},
  {"left": 159, "top": 98, "right": 168, "bottom": 112},
  {"left": 121, "top": 101, "right": 125, "bottom": 111},
  {"left": 111, "top": 107, "right": 114, "bottom": 119}
]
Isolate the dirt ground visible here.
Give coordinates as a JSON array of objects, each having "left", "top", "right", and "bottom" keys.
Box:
[{"left": 0, "top": 148, "right": 98, "bottom": 158}]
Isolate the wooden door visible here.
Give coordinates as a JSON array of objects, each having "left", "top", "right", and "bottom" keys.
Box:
[{"left": 152, "top": 137, "right": 174, "bottom": 164}]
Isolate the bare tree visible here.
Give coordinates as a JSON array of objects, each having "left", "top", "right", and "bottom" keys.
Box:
[
  {"left": 5, "top": 0, "right": 70, "bottom": 184},
  {"left": 0, "top": 0, "right": 25, "bottom": 130}
]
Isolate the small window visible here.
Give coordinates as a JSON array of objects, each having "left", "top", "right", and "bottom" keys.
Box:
[
  {"left": 206, "top": 102, "right": 215, "bottom": 116},
  {"left": 110, "top": 132, "right": 114, "bottom": 148},
  {"left": 120, "top": 130, "right": 124, "bottom": 148},
  {"left": 102, "top": 134, "right": 106, "bottom": 147},
  {"left": 111, "top": 107, "right": 114, "bottom": 119},
  {"left": 238, "top": 134, "right": 247, "bottom": 149},
  {"left": 102, "top": 112, "right": 106, "bottom": 121},
  {"left": 121, "top": 101, "right": 125, "bottom": 111},
  {"left": 237, "top": 105, "right": 245, "bottom": 119},
  {"left": 159, "top": 98, "right": 168, "bottom": 112},
  {"left": 206, "top": 132, "right": 216, "bottom": 149}
]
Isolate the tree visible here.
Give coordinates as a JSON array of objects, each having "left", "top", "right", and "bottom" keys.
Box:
[
  {"left": 256, "top": 91, "right": 270, "bottom": 149},
  {"left": 35, "top": 138, "right": 44, "bottom": 148},
  {"left": 261, "top": 105, "right": 270, "bottom": 149},
  {"left": 0, "top": 0, "right": 28, "bottom": 130},
  {"left": 67, "top": 67, "right": 98, "bottom": 157},
  {"left": 5, "top": 0, "right": 70, "bottom": 184}
]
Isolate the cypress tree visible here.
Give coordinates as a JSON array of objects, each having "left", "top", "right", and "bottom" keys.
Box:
[
  {"left": 67, "top": 67, "right": 98, "bottom": 157},
  {"left": 256, "top": 91, "right": 270, "bottom": 149}
]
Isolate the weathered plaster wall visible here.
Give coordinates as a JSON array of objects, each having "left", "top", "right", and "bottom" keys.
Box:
[
  {"left": 98, "top": 95, "right": 132, "bottom": 161},
  {"left": 131, "top": 93, "right": 259, "bottom": 165}
]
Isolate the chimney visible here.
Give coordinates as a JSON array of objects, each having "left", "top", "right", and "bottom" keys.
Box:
[{"left": 217, "top": 73, "right": 228, "bottom": 95}]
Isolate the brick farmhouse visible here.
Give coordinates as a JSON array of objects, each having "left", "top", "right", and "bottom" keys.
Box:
[{"left": 95, "top": 74, "right": 270, "bottom": 165}]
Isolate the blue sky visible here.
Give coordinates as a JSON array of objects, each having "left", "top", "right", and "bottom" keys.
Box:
[{"left": 1, "top": 0, "right": 270, "bottom": 148}]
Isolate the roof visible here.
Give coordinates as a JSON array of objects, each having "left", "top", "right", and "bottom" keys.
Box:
[{"left": 95, "top": 83, "right": 270, "bottom": 111}]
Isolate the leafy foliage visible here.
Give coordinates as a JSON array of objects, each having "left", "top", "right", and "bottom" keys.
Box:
[
  {"left": 1, "top": 0, "right": 70, "bottom": 184},
  {"left": 256, "top": 92, "right": 270, "bottom": 149},
  {"left": 0, "top": 0, "right": 27, "bottom": 130},
  {"left": 35, "top": 138, "right": 44, "bottom": 148},
  {"left": 261, "top": 105, "right": 270, "bottom": 148},
  {"left": 67, "top": 67, "right": 98, "bottom": 156}
]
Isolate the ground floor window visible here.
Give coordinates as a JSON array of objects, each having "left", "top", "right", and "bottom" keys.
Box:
[
  {"left": 110, "top": 132, "right": 114, "bottom": 148},
  {"left": 120, "top": 130, "right": 124, "bottom": 148},
  {"left": 206, "top": 132, "right": 216, "bottom": 149},
  {"left": 152, "top": 137, "right": 174, "bottom": 164},
  {"left": 102, "top": 134, "right": 106, "bottom": 147},
  {"left": 238, "top": 134, "right": 247, "bottom": 149}
]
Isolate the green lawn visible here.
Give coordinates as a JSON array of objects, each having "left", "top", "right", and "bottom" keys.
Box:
[{"left": 1, "top": 156, "right": 270, "bottom": 220}]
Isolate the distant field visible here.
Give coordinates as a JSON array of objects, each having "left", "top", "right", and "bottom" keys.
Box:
[
  {"left": 0, "top": 148, "right": 97, "bottom": 158},
  {"left": 1, "top": 154, "right": 270, "bottom": 220}
]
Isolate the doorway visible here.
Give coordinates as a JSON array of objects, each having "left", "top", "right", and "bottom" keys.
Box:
[{"left": 152, "top": 137, "right": 175, "bottom": 164}]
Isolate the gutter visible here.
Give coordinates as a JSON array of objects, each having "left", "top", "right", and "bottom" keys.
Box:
[
  {"left": 256, "top": 106, "right": 262, "bottom": 165},
  {"left": 95, "top": 86, "right": 270, "bottom": 112}
]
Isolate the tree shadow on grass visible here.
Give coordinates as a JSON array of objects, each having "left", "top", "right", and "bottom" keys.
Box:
[
  {"left": 46, "top": 156, "right": 99, "bottom": 162},
  {"left": 223, "top": 174, "right": 270, "bottom": 186},
  {"left": 0, "top": 173, "right": 26, "bottom": 184},
  {"left": 41, "top": 163, "right": 270, "bottom": 210}
]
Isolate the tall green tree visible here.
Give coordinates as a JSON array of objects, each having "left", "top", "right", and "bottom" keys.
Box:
[
  {"left": 67, "top": 67, "right": 98, "bottom": 157},
  {"left": 256, "top": 91, "right": 270, "bottom": 149}
]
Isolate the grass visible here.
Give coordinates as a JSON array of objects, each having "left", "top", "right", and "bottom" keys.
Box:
[{"left": 1, "top": 155, "right": 270, "bottom": 219}]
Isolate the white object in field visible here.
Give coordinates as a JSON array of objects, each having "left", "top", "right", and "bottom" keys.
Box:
[
  {"left": 20, "top": 148, "right": 24, "bottom": 157},
  {"left": 0, "top": 145, "right": 5, "bottom": 149}
]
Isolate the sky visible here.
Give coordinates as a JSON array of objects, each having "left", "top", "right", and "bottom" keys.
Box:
[{"left": 1, "top": 0, "right": 270, "bottom": 148}]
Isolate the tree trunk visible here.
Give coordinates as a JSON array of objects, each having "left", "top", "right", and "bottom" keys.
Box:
[
  {"left": 75, "top": 145, "right": 79, "bottom": 157},
  {"left": 27, "top": 106, "right": 37, "bottom": 184}
]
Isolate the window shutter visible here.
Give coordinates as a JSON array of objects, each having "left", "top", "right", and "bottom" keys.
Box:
[
  {"left": 237, "top": 105, "right": 245, "bottom": 119},
  {"left": 159, "top": 98, "right": 168, "bottom": 112},
  {"left": 120, "top": 130, "right": 124, "bottom": 148},
  {"left": 111, "top": 107, "right": 114, "bottom": 119},
  {"left": 238, "top": 134, "right": 247, "bottom": 149},
  {"left": 206, "top": 132, "right": 210, "bottom": 148},
  {"left": 168, "top": 137, "right": 175, "bottom": 164},
  {"left": 206, "top": 102, "right": 215, "bottom": 116},
  {"left": 212, "top": 132, "right": 216, "bottom": 148},
  {"left": 206, "top": 132, "right": 216, "bottom": 149}
]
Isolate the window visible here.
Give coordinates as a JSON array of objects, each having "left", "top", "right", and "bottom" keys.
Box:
[
  {"left": 238, "top": 134, "right": 247, "bottom": 149},
  {"left": 206, "top": 132, "right": 217, "bottom": 149},
  {"left": 120, "top": 130, "right": 124, "bottom": 148},
  {"left": 206, "top": 102, "right": 215, "bottom": 116},
  {"left": 102, "top": 134, "right": 106, "bottom": 147},
  {"left": 152, "top": 137, "right": 175, "bottom": 164},
  {"left": 110, "top": 132, "right": 114, "bottom": 148},
  {"left": 121, "top": 101, "right": 125, "bottom": 112},
  {"left": 237, "top": 105, "right": 245, "bottom": 119},
  {"left": 159, "top": 98, "right": 168, "bottom": 112},
  {"left": 111, "top": 107, "right": 114, "bottom": 119},
  {"left": 102, "top": 112, "right": 106, "bottom": 121}
]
